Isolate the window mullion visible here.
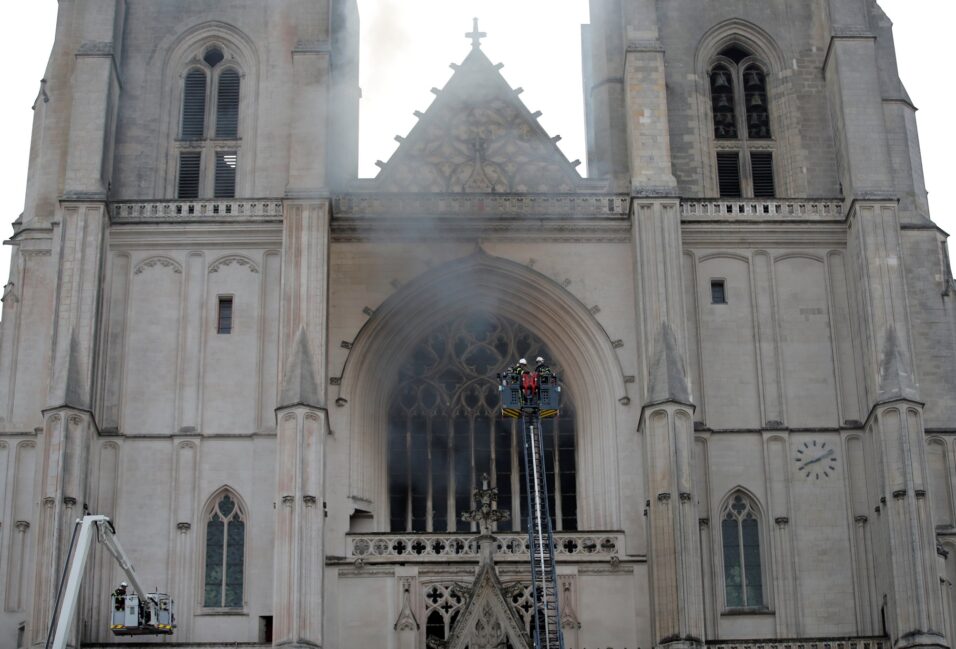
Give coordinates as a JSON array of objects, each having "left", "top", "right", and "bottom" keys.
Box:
[
  {"left": 405, "top": 415, "right": 412, "bottom": 532},
  {"left": 735, "top": 68, "right": 754, "bottom": 198},
  {"left": 447, "top": 416, "right": 455, "bottom": 532},
  {"left": 741, "top": 147, "right": 755, "bottom": 197},
  {"left": 221, "top": 518, "right": 229, "bottom": 608},
  {"left": 511, "top": 419, "right": 521, "bottom": 531},
  {"left": 739, "top": 517, "right": 749, "bottom": 606},
  {"left": 426, "top": 416, "right": 433, "bottom": 532},
  {"left": 468, "top": 416, "right": 476, "bottom": 532},
  {"left": 209, "top": 70, "right": 218, "bottom": 141},
  {"left": 553, "top": 420, "right": 562, "bottom": 531}
]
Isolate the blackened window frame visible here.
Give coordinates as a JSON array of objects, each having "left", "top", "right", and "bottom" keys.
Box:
[
  {"left": 386, "top": 312, "right": 577, "bottom": 534},
  {"left": 708, "top": 48, "right": 776, "bottom": 199}
]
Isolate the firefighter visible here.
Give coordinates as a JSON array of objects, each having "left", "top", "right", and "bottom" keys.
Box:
[{"left": 113, "top": 582, "right": 128, "bottom": 611}]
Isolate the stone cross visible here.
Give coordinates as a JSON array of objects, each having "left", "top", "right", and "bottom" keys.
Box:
[
  {"left": 461, "top": 474, "right": 509, "bottom": 535},
  {"left": 466, "top": 17, "right": 487, "bottom": 49}
]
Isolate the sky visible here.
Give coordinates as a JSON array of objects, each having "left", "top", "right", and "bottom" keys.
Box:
[{"left": 0, "top": 1, "right": 952, "bottom": 281}]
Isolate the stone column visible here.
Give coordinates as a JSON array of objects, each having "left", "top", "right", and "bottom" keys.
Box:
[
  {"left": 583, "top": 0, "right": 628, "bottom": 184},
  {"left": 28, "top": 206, "right": 107, "bottom": 649},
  {"left": 635, "top": 199, "right": 704, "bottom": 649},
  {"left": 824, "top": 1, "right": 948, "bottom": 643},
  {"left": 30, "top": 408, "right": 97, "bottom": 649},
  {"left": 22, "top": 2, "right": 120, "bottom": 640},
  {"left": 287, "top": 45, "right": 330, "bottom": 197},
  {"left": 846, "top": 200, "right": 948, "bottom": 649},
  {"left": 273, "top": 333, "right": 327, "bottom": 648},
  {"left": 278, "top": 201, "right": 330, "bottom": 381},
  {"left": 273, "top": 196, "right": 330, "bottom": 647},
  {"left": 622, "top": 0, "right": 677, "bottom": 195}
]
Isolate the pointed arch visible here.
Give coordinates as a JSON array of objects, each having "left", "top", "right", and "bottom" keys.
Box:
[
  {"left": 153, "top": 21, "right": 259, "bottom": 198},
  {"left": 717, "top": 487, "right": 769, "bottom": 610},
  {"left": 695, "top": 19, "right": 793, "bottom": 198},
  {"left": 339, "top": 252, "right": 627, "bottom": 531},
  {"left": 200, "top": 486, "right": 248, "bottom": 609},
  {"left": 695, "top": 19, "right": 786, "bottom": 76}
]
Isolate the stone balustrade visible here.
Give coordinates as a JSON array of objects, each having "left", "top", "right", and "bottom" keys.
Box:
[
  {"left": 111, "top": 199, "right": 283, "bottom": 222},
  {"left": 681, "top": 199, "right": 844, "bottom": 221},
  {"left": 707, "top": 637, "right": 889, "bottom": 649},
  {"left": 332, "top": 193, "right": 631, "bottom": 218},
  {"left": 347, "top": 531, "right": 625, "bottom": 563}
]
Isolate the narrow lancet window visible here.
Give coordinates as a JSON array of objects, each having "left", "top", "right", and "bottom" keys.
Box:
[
  {"left": 709, "top": 45, "right": 776, "bottom": 198},
  {"left": 173, "top": 43, "right": 243, "bottom": 198},
  {"left": 721, "top": 493, "right": 764, "bottom": 608},
  {"left": 204, "top": 493, "right": 245, "bottom": 608},
  {"left": 710, "top": 65, "right": 737, "bottom": 140},
  {"left": 744, "top": 66, "right": 771, "bottom": 139}
]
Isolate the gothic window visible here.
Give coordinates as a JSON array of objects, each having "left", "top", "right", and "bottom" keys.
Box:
[
  {"left": 721, "top": 492, "right": 764, "bottom": 609},
  {"left": 176, "top": 45, "right": 242, "bottom": 199},
  {"left": 388, "top": 313, "right": 577, "bottom": 533},
  {"left": 424, "top": 584, "right": 465, "bottom": 645},
  {"left": 203, "top": 492, "right": 245, "bottom": 608},
  {"left": 709, "top": 45, "right": 775, "bottom": 198}
]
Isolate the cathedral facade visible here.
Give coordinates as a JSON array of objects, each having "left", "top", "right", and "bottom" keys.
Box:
[{"left": 1, "top": 1, "right": 955, "bottom": 648}]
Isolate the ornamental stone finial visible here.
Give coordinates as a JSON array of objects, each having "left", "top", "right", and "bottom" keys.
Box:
[
  {"left": 461, "top": 473, "right": 509, "bottom": 536},
  {"left": 465, "top": 17, "right": 487, "bottom": 49}
]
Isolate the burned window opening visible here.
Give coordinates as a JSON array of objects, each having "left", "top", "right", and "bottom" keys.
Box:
[{"left": 387, "top": 312, "right": 577, "bottom": 533}]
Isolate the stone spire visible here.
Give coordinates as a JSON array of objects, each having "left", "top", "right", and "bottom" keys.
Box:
[
  {"left": 646, "top": 322, "right": 691, "bottom": 405},
  {"left": 278, "top": 326, "right": 321, "bottom": 409},
  {"left": 877, "top": 325, "right": 919, "bottom": 403},
  {"left": 61, "top": 327, "right": 89, "bottom": 411}
]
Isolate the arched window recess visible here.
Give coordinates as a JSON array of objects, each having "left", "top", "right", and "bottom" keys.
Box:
[
  {"left": 719, "top": 491, "right": 767, "bottom": 611},
  {"left": 708, "top": 44, "right": 775, "bottom": 199},
  {"left": 176, "top": 43, "right": 242, "bottom": 199},
  {"left": 202, "top": 489, "right": 246, "bottom": 609},
  {"left": 386, "top": 312, "right": 577, "bottom": 534}
]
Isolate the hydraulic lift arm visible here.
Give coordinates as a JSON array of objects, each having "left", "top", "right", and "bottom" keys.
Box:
[{"left": 50, "top": 514, "right": 173, "bottom": 649}]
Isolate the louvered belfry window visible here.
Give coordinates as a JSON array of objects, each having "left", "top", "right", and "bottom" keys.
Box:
[
  {"left": 709, "top": 45, "right": 775, "bottom": 198},
  {"left": 750, "top": 151, "right": 775, "bottom": 198},
  {"left": 716, "top": 152, "right": 742, "bottom": 198},
  {"left": 181, "top": 70, "right": 207, "bottom": 140},
  {"left": 176, "top": 45, "right": 241, "bottom": 198},
  {"left": 216, "top": 69, "right": 240, "bottom": 139},
  {"left": 215, "top": 152, "right": 238, "bottom": 199},
  {"left": 178, "top": 152, "right": 201, "bottom": 199}
]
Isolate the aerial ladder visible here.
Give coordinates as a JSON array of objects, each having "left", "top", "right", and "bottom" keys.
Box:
[
  {"left": 47, "top": 514, "right": 174, "bottom": 649},
  {"left": 499, "top": 357, "right": 565, "bottom": 649}
]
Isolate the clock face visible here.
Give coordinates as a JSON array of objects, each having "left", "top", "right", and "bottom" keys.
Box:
[{"left": 794, "top": 440, "right": 837, "bottom": 479}]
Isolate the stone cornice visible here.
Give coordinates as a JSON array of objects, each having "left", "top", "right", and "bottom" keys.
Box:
[
  {"left": 108, "top": 223, "right": 282, "bottom": 249},
  {"left": 681, "top": 222, "right": 848, "bottom": 248},
  {"left": 331, "top": 216, "right": 631, "bottom": 243}
]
